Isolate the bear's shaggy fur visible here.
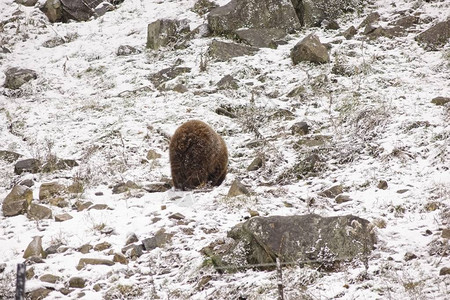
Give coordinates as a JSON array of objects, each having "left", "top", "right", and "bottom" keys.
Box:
[{"left": 169, "top": 120, "right": 228, "bottom": 190}]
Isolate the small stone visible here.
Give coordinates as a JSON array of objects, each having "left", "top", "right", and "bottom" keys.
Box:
[
  {"left": 142, "top": 229, "right": 172, "bottom": 251},
  {"left": 25, "top": 257, "right": 45, "bottom": 265},
  {"left": 215, "top": 107, "right": 237, "bottom": 118},
  {"left": 227, "top": 179, "right": 250, "bottom": 197},
  {"left": 4, "top": 67, "right": 38, "bottom": 89},
  {"left": 439, "top": 267, "right": 450, "bottom": 276},
  {"left": 441, "top": 229, "right": 450, "bottom": 239},
  {"left": 45, "top": 244, "right": 62, "bottom": 255},
  {"left": 39, "top": 182, "right": 66, "bottom": 202},
  {"left": 358, "top": 12, "right": 380, "bottom": 29},
  {"left": 117, "top": 45, "right": 141, "bottom": 56},
  {"left": 396, "top": 189, "right": 409, "bottom": 194},
  {"left": 88, "top": 204, "right": 111, "bottom": 210},
  {"left": 23, "top": 236, "right": 47, "bottom": 259},
  {"left": 121, "top": 244, "right": 144, "bottom": 259},
  {"left": 169, "top": 213, "right": 185, "bottom": 220},
  {"left": 143, "top": 182, "right": 171, "bottom": 193},
  {"left": 431, "top": 97, "right": 450, "bottom": 106},
  {"left": 75, "top": 200, "right": 93, "bottom": 211},
  {"left": 290, "top": 122, "right": 309, "bottom": 135},
  {"left": 0, "top": 263, "right": 6, "bottom": 273},
  {"left": 95, "top": 191, "right": 104, "bottom": 196},
  {"left": 94, "top": 242, "right": 111, "bottom": 251},
  {"left": 377, "top": 180, "right": 388, "bottom": 190},
  {"left": 0, "top": 150, "right": 22, "bottom": 163},
  {"left": 77, "top": 244, "right": 92, "bottom": 254},
  {"left": 27, "top": 203, "right": 52, "bottom": 220},
  {"left": 247, "top": 156, "right": 263, "bottom": 171},
  {"left": 112, "top": 181, "right": 139, "bottom": 194},
  {"left": 28, "top": 288, "right": 51, "bottom": 300},
  {"left": 291, "top": 34, "right": 329, "bottom": 65},
  {"left": 26, "top": 266, "right": 35, "bottom": 279},
  {"left": 172, "top": 83, "right": 188, "bottom": 93},
  {"left": 341, "top": 26, "right": 357, "bottom": 40},
  {"left": 404, "top": 252, "right": 417, "bottom": 261},
  {"left": 40, "top": 274, "right": 60, "bottom": 284},
  {"left": 424, "top": 202, "right": 440, "bottom": 212},
  {"left": 125, "top": 233, "right": 139, "bottom": 245},
  {"left": 20, "top": 179, "right": 34, "bottom": 187},
  {"left": 217, "top": 75, "right": 239, "bottom": 90},
  {"left": 207, "top": 40, "right": 258, "bottom": 61},
  {"left": 59, "top": 288, "right": 73, "bottom": 295},
  {"left": 15, "top": 0, "right": 38, "bottom": 6},
  {"left": 69, "top": 277, "right": 85, "bottom": 288},
  {"left": 319, "top": 185, "right": 343, "bottom": 198},
  {"left": 76, "top": 258, "right": 115, "bottom": 270},
  {"left": 113, "top": 253, "right": 128, "bottom": 265},
  {"left": 335, "top": 194, "right": 352, "bottom": 204},
  {"left": 248, "top": 209, "right": 259, "bottom": 218},
  {"left": 54, "top": 213, "right": 73, "bottom": 222},
  {"left": 147, "top": 150, "right": 162, "bottom": 160}
]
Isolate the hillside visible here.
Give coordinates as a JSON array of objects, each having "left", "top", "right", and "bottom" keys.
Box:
[{"left": 0, "top": 0, "right": 449, "bottom": 299}]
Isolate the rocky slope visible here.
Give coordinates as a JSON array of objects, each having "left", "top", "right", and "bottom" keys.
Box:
[{"left": 0, "top": 0, "right": 449, "bottom": 299}]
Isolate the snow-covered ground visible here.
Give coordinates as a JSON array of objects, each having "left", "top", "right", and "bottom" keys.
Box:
[{"left": 0, "top": 0, "right": 449, "bottom": 299}]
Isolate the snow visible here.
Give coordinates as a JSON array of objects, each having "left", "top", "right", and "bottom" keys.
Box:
[{"left": 0, "top": 0, "right": 449, "bottom": 299}]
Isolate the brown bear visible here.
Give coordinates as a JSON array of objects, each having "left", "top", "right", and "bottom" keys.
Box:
[{"left": 169, "top": 120, "right": 228, "bottom": 190}]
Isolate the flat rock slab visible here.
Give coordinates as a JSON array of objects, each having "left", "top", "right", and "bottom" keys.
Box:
[
  {"left": 208, "top": 40, "right": 258, "bottom": 61},
  {"left": 416, "top": 20, "right": 450, "bottom": 50},
  {"left": 76, "top": 258, "right": 115, "bottom": 270},
  {"left": 205, "top": 214, "right": 376, "bottom": 272}
]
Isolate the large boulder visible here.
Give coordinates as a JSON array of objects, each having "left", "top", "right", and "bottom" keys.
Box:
[
  {"left": 4, "top": 68, "right": 37, "bottom": 90},
  {"left": 207, "top": 0, "right": 301, "bottom": 35},
  {"left": 204, "top": 214, "right": 376, "bottom": 271},
  {"left": 416, "top": 20, "right": 450, "bottom": 50},
  {"left": 40, "top": 0, "right": 121, "bottom": 23},
  {"left": 2, "top": 185, "right": 33, "bottom": 217},
  {"left": 292, "top": 0, "right": 359, "bottom": 27},
  {"left": 146, "top": 19, "right": 190, "bottom": 50},
  {"left": 291, "top": 34, "right": 329, "bottom": 65}
]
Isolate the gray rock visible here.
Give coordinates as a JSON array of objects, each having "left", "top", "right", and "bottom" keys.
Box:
[
  {"left": 142, "top": 229, "right": 172, "bottom": 251},
  {"left": 358, "top": 12, "right": 380, "bottom": 29},
  {"left": 76, "top": 258, "right": 114, "bottom": 270},
  {"left": 60, "top": 0, "right": 103, "bottom": 22},
  {"left": 377, "top": 180, "right": 388, "bottom": 190},
  {"left": 27, "top": 203, "right": 52, "bottom": 220},
  {"left": 20, "top": 179, "right": 34, "bottom": 187},
  {"left": 14, "top": 158, "right": 41, "bottom": 175},
  {"left": 192, "top": 0, "right": 218, "bottom": 16},
  {"left": 143, "top": 183, "right": 171, "bottom": 193},
  {"left": 207, "top": 0, "right": 300, "bottom": 35},
  {"left": 0, "top": 150, "right": 22, "bottom": 163},
  {"left": 42, "top": 158, "right": 78, "bottom": 173},
  {"left": 293, "top": 0, "right": 361, "bottom": 27},
  {"left": 404, "top": 252, "right": 417, "bottom": 261},
  {"left": 23, "top": 236, "right": 47, "bottom": 259},
  {"left": 69, "top": 277, "right": 85, "bottom": 288},
  {"left": 39, "top": 182, "right": 66, "bottom": 203},
  {"left": 15, "top": 0, "right": 38, "bottom": 6},
  {"left": 235, "top": 28, "right": 287, "bottom": 48},
  {"left": 4, "top": 67, "right": 37, "bottom": 89},
  {"left": 169, "top": 213, "right": 185, "bottom": 220},
  {"left": 125, "top": 233, "right": 139, "bottom": 245},
  {"left": 147, "top": 149, "right": 162, "bottom": 160},
  {"left": 146, "top": 19, "right": 190, "bottom": 50},
  {"left": 94, "top": 242, "right": 111, "bottom": 251},
  {"left": 416, "top": 20, "right": 450, "bottom": 50},
  {"left": 208, "top": 40, "right": 258, "bottom": 61},
  {"left": 341, "top": 25, "right": 357, "bottom": 40},
  {"left": 0, "top": 263, "right": 6, "bottom": 273},
  {"left": 40, "top": 274, "right": 61, "bottom": 284},
  {"left": 88, "top": 204, "right": 111, "bottom": 210},
  {"left": 319, "top": 185, "right": 344, "bottom": 198},
  {"left": 149, "top": 66, "right": 191, "bottom": 88},
  {"left": 440, "top": 267, "right": 450, "bottom": 276},
  {"left": 431, "top": 97, "right": 450, "bottom": 106},
  {"left": 291, "top": 34, "right": 329, "bottom": 65},
  {"left": 247, "top": 156, "right": 263, "bottom": 171},
  {"left": 113, "top": 253, "right": 128, "bottom": 265},
  {"left": 227, "top": 179, "right": 250, "bottom": 197},
  {"left": 389, "top": 15, "right": 419, "bottom": 29},
  {"left": 117, "top": 45, "right": 141, "bottom": 56},
  {"left": 28, "top": 288, "right": 52, "bottom": 300},
  {"left": 77, "top": 244, "right": 92, "bottom": 254},
  {"left": 121, "top": 243, "right": 144, "bottom": 259},
  {"left": 366, "top": 26, "right": 404, "bottom": 39},
  {"left": 290, "top": 122, "right": 309, "bottom": 135},
  {"left": 335, "top": 194, "right": 352, "bottom": 204},
  {"left": 2, "top": 185, "right": 33, "bottom": 217},
  {"left": 215, "top": 107, "right": 237, "bottom": 118},
  {"left": 206, "top": 214, "right": 376, "bottom": 271},
  {"left": 217, "top": 75, "right": 239, "bottom": 90}
]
